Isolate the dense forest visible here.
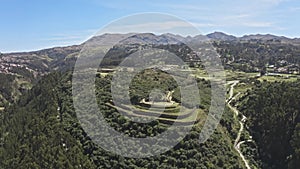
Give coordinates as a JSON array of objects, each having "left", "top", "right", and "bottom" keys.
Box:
[
  {"left": 239, "top": 80, "right": 300, "bottom": 169},
  {"left": 0, "top": 71, "right": 246, "bottom": 168}
]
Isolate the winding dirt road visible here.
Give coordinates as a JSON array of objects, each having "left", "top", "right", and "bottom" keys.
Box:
[{"left": 227, "top": 81, "right": 253, "bottom": 169}]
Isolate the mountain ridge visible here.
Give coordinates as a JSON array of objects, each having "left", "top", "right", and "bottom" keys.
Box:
[{"left": 1, "top": 32, "right": 300, "bottom": 54}]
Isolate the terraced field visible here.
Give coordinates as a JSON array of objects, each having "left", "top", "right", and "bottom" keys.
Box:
[{"left": 106, "top": 100, "right": 204, "bottom": 127}]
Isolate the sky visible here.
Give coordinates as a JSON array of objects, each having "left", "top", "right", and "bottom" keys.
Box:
[{"left": 1, "top": 0, "right": 300, "bottom": 52}]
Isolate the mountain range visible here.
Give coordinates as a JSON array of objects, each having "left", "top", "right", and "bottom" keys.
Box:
[
  {"left": 1, "top": 32, "right": 299, "bottom": 92},
  {"left": 2, "top": 32, "right": 300, "bottom": 55},
  {"left": 1, "top": 31, "right": 299, "bottom": 74}
]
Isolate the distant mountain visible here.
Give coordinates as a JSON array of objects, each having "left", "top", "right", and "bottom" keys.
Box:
[
  {"left": 1, "top": 32, "right": 299, "bottom": 75},
  {"left": 0, "top": 45, "right": 82, "bottom": 77},
  {"left": 119, "top": 33, "right": 183, "bottom": 44},
  {"left": 1, "top": 32, "right": 299, "bottom": 78},
  {"left": 161, "top": 33, "right": 189, "bottom": 43},
  {"left": 239, "top": 34, "right": 290, "bottom": 41},
  {"left": 206, "top": 32, "right": 237, "bottom": 41},
  {"left": 206, "top": 32, "right": 300, "bottom": 43},
  {"left": 87, "top": 33, "right": 135, "bottom": 45}
]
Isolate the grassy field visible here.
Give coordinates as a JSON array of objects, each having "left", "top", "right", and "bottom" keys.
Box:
[
  {"left": 225, "top": 70, "right": 259, "bottom": 81},
  {"left": 258, "top": 74, "right": 299, "bottom": 82}
]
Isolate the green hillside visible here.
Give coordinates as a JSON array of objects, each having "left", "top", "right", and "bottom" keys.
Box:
[{"left": 0, "top": 71, "right": 245, "bottom": 168}]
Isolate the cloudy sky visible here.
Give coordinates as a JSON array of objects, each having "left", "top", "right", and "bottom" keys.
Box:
[{"left": 1, "top": 0, "right": 299, "bottom": 52}]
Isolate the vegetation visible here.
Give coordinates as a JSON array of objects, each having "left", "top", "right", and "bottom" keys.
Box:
[
  {"left": 214, "top": 40, "right": 300, "bottom": 73},
  {"left": 1, "top": 33, "right": 300, "bottom": 168},
  {"left": 0, "top": 71, "right": 245, "bottom": 168},
  {"left": 0, "top": 73, "right": 32, "bottom": 106},
  {"left": 239, "top": 80, "right": 300, "bottom": 169}
]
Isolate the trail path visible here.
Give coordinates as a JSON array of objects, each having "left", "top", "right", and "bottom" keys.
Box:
[{"left": 227, "top": 81, "right": 253, "bottom": 169}]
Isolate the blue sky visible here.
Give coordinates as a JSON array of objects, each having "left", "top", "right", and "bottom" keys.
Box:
[{"left": 1, "top": 0, "right": 300, "bottom": 52}]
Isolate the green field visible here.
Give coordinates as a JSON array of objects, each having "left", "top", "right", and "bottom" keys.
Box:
[{"left": 258, "top": 74, "right": 299, "bottom": 82}]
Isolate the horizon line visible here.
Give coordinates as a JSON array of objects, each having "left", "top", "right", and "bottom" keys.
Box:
[{"left": 1, "top": 31, "right": 299, "bottom": 54}]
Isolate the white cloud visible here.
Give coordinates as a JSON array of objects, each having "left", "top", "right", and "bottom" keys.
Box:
[
  {"left": 223, "top": 14, "right": 252, "bottom": 20},
  {"left": 41, "top": 29, "right": 98, "bottom": 45},
  {"left": 44, "top": 35, "right": 85, "bottom": 41},
  {"left": 290, "top": 7, "right": 300, "bottom": 11},
  {"left": 260, "top": 0, "right": 288, "bottom": 4},
  {"left": 100, "top": 20, "right": 202, "bottom": 36},
  {"left": 242, "top": 21, "right": 274, "bottom": 28},
  {"left": 167, "top": 4, "right": 209, "bottom": 11},
  {"left": 191, "top": 23, "right": 217, "bottom": 28}
]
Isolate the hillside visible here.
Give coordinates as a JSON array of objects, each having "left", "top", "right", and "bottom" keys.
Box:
[
  {"left": 0, "top": 71, "right": 246, "bottom": 168},
  {"left": 0, "top": 45, "right": 81, "bottom": 106},
  {"left": 238, "top": 81, "right": 300, "bottom": 169}
]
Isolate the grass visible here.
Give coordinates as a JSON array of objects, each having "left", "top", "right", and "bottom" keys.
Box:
[
  {"left": 258, "top": 74, "right": 299, "bottom": 82},
  {"left": 223, "top": 70, "right": 299, "bottom": 97},
  {"left": 233, "top": 82, "right": 254, "bottom": 97},
  {"left": 225, "top": 70, "right": 259, "bottom": 81},
  {"left": 105, "top": 102, "right": 202, "bottom": 126}
]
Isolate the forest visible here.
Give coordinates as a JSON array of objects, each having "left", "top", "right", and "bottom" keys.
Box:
[
  {"left": 0, "top": 71, "right": 246, "bottom": 169},
  {"left": 238, "top": 80, "right": 300, "bottom": 169}
]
